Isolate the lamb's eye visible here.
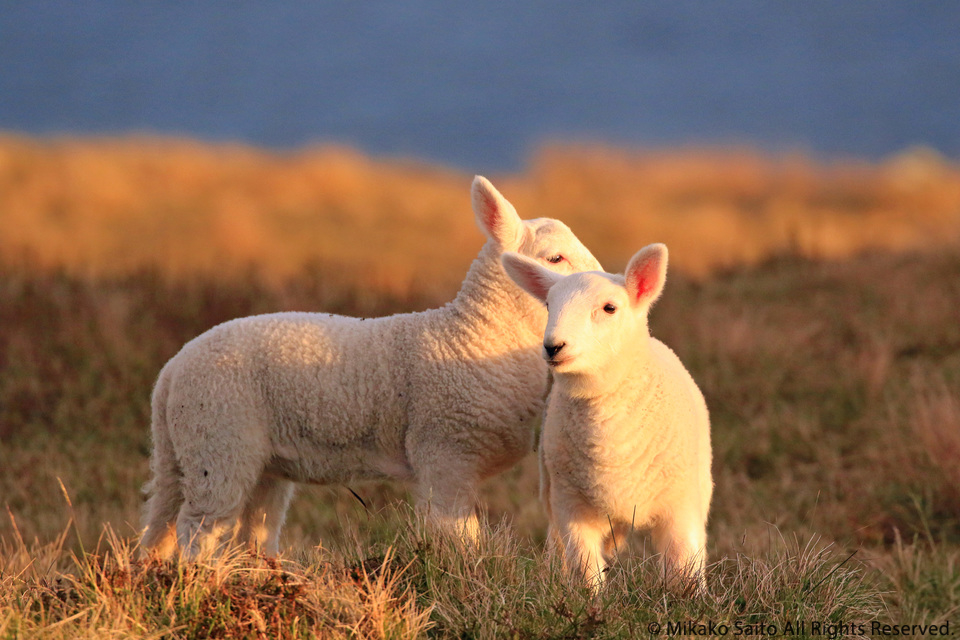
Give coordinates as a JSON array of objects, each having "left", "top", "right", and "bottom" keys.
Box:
[
  {"left": 603, "top": 304, "right": 617, "bottom": 315},
  {"left": 546, "top": 254, "right": 564, "bottom": 264}
]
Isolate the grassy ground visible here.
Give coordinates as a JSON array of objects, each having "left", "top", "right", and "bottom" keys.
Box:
[{"left": 2, "top": 243, "right": 959, "bottom": 637}]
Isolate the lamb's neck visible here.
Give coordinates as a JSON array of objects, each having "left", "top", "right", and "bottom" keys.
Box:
[{"left": 446, "top": 242, "right": 547, "bottom": 349}]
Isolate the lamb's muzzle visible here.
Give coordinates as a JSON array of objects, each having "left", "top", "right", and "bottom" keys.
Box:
[{"left": 544, "top": 341, "right": 565, "bottom": 359}]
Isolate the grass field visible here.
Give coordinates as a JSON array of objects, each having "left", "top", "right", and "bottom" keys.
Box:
[{"left": 1, "top": 136, "right": 959, "bottom": 637}]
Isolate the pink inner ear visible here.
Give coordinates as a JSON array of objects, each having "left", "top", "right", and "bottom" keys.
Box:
[
  {"left": 634, "top": 275, "right": 652, "bottom": 303},
  {"left": 524, "top": 270, "right": 547, "bottom": 299},
  {"left": 477, "top": 190, "right": 500, "bottom": 232},
  {"left": 511, "top": 261, "right": 551, "bottom": 301},
  {"left": 630, "top": 259, "right": 657, "bottom": 303}
]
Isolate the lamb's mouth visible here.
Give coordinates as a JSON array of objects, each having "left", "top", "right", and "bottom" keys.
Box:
[{"left": 547, "top": 356, "right": 573, "bottom": 368}]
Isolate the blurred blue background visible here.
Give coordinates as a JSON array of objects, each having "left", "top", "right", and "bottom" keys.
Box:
[{"left": 1, "top": 1, "right": 958, "bottom": 172}]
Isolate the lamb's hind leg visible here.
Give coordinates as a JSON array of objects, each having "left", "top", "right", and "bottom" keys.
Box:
[
  {"left": 140, "top": 475, "right": 182, "bottom": 559},
  {"left": 237, "top": 476, "right": 295, "bottom": 556},
  {"left": 140, "top": 441, "right": 183, "bottom": 558},
  {"left": 141, "top": 370, "right": 182, "bottom": 558},
  {"left": 175, "top": 449, "right": 265, "bottom": 559},
  {"left": 176, "top": 505, "right": 242, "bottom": 559}
]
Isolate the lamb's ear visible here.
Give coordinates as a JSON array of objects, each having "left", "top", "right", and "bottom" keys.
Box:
[
  {"left": 625, "top": 243, "right": 668, "bottom": 308},
  {"left": 472, "top": 175, "right": 524, "bottom": 250},
  {"left": 501, "top": 252, "right": 563, "bottom": 304}
]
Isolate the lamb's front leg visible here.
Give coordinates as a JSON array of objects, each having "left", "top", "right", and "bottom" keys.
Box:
[
  {"left": 540, "top": 446, "right": 566, "bottom": 566},
  {"left": 651, "top": 508, "right": 708, "bottom": 593},
  {"left": 415, "top": 485, "right": 479, "bottom": 542},
  {"left": 412, "top": 455, "right": 480, "bottom": 542},
  {"left": 557, "top": 513, "right": 607, "bottom": 591}
]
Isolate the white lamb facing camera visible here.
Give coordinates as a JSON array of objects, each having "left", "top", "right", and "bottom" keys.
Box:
[{"left": 502, "top": 243, "right": 713, "bottom": 592}]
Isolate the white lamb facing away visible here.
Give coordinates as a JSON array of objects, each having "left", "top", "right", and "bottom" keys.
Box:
[
  {"left": 140, "top": 176, "right": 602, "bottom": 558},
  {"left": 502, "top": 243, "right": 712, "bottom": 590}
]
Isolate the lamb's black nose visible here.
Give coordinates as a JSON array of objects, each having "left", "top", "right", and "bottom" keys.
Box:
[{"left": 544, "top": 341, "right": 565, "bottom": 358}]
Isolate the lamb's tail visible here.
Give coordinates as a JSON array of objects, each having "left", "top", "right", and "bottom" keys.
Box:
[{"left": 139, "top": 366, "right": 183, "bottom": 558}]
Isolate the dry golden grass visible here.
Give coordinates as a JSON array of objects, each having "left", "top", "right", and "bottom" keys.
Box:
[
  {"left": 2, "top": 134, "right": 960, "bottom": 294},
  {"left": 910, "top": 372, "right": 960, "bottom": 492}
]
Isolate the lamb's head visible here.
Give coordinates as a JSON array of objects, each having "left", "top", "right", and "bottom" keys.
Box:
[
  {"left": 472, "top": 176, "right": 601, "bottom": 276},
  {"left": 502, "top": 243, "right": 669, "bottom": 390}
]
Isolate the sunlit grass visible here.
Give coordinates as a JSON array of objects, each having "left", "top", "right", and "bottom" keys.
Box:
[{"left": 1, "top": 511, "right": 890, "bottom": 639}]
